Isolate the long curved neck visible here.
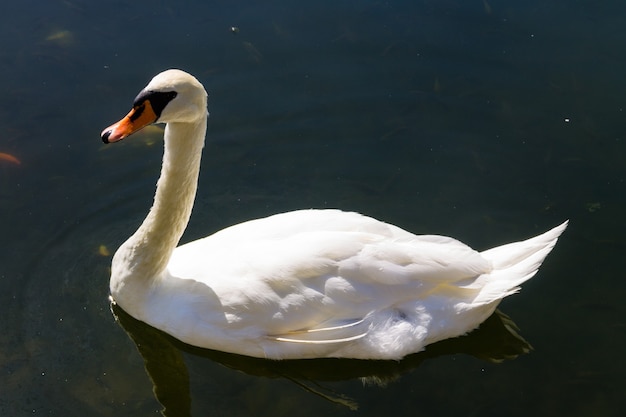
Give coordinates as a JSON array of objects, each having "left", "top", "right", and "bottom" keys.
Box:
[{"left": 113, "top": 116, "right": 207, "bottom": 283}]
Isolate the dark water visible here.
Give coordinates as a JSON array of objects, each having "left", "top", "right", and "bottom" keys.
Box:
[{"left": 1, "top": 0, "right": 625, "bottom": 416}]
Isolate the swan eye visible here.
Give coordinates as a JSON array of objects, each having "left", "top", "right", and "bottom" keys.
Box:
[{"left": 132, "top": 90, "right": 178, "bottom": 118}]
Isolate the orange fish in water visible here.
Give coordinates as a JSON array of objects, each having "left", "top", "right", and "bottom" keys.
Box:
[{"left": 0, "top": 152, "right": 20, "bottom": 165}]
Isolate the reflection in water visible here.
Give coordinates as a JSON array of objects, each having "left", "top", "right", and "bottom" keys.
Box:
[{"left": 111, "top": 302, "right": 531, "bottom": 416}]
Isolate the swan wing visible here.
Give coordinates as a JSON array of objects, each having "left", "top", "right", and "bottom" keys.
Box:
[
  {"left": 268, "top": 317, "right": 369, "bottom": 344},
  {"left": 167, "top": 210, "right": 491, "bottom": 342}
]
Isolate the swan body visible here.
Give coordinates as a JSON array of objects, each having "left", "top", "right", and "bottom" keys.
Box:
[{"left": 102, "top": 69, "right": 567, "bottom": 360}]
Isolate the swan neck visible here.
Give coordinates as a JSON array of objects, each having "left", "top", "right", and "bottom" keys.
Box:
[{"left": 117, "top": 117, "right": 207, "bottom": 280}]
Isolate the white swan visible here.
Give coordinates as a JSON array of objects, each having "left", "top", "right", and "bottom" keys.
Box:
[{"left": 101, "top": 69, "right": 567, "bottom": 360}]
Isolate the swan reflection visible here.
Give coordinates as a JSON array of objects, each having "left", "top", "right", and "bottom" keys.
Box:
[{"left": 111, "top": 302, "right": 532, "bottom": 416}]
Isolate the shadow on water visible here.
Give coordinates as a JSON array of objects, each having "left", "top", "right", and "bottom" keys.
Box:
[{"left": 111, "top": 303, "right": 532, "bottom": 416}]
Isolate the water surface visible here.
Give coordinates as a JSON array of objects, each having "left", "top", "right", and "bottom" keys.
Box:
[{"left": 1, "top": 1, "right": 625, "bottom": 416}]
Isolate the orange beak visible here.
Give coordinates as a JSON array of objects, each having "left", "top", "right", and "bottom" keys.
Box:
[{"left": 101, "top": 100, "right": 158, "bottom": 143}]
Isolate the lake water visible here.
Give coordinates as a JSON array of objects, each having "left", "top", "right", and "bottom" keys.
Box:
[{"left": 1, "top": 0, "right": 625, "bottom": 416}]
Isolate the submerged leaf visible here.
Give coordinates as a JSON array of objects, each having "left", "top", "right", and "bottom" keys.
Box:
[
  {"left": 45, "top": 30, "right": 75, "bottom": 47},
  {"left": 98, "top": 245, "right": 111, "bottom": 257}
]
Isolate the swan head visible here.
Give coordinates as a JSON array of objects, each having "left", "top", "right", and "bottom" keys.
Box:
[{"left": 101, "top": 69, "right": 208, "bottom": 143}]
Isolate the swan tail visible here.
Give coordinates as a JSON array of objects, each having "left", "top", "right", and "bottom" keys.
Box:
[{"left": 474, "top": 220, "right": 568, "bottom": 305}]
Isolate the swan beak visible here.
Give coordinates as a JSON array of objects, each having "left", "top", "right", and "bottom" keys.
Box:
[{"left": 101, "top": 100, "right": 158, "bottom": 143}]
